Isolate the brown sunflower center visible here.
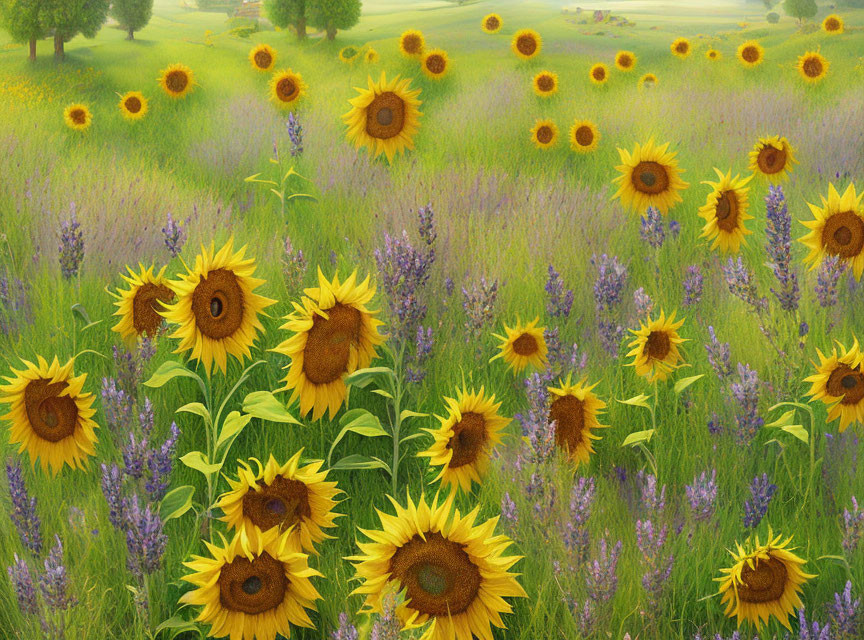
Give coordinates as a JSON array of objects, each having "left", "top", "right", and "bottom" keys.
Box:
[
  {"left": 447, "top": 412, "right": 487, "bottom": 469},
  {"left": 825, "top": 18, "right": 840, "bottom": 31},
  {"left": 516, "top": 34, "right": 537, "bottom": 56},
  {"left": 756, "top": 145, "right": 787, "bottom": 174},
  {"left": 165, "top": 70, "right": 189, "bottom": 94},
  {"left": 827, "top": 364, "right": 864, "bottom": 405},
  {"left": 675, "top": 41, "right": 689, "bottom": 54},
  {"left": 403, "top": 34, "right": 421, "bottom": 53},
  {"left": 365, "top": 91, "right": 406, "bottom": 140},
  {"left": 389, "top": 532, "right": 481, "bottom": 617},
  {"left": 592, "top": 66, "right": 606, "bottom": 81},
  {"left": 512, "top": 332, "right": 539, "bottom": 356},
  {"left": 254, "top": 50, "right": 273, "bottom": 69},
  {"left": 644, "top": 330, "right": 671, "bottom": 360},
  {"left": 618, "top": 54, "right": 633, "bottom": 68},
  {"left": 536, "top": 74, "right": 555, "bottom": 92},
  {"left": 24, "top": 379, "right": 78, "bottom": 443},
  {"left": 485, "top": 16, "right": 500, "bottom": 30},
  {"left": 276, "top": 77, "right": 298, "bottom": 102},
  {"left": 802, "top": 56, "right": 823, "bottom": 78},
  {"left": 218, "top": 552, "right": 287, "bottom": 615},
  {"left": 131, "top": 282, "right": 175, "bottom": 336},
  {"left": 242, "top": 475, "right": 312, "bottom": 532},
  {"left": 549, "top": 394, "right": 585, "bottom": 454},
  {"left": 709, "top": 51, "right": 717, "bottom": 58},
  {"left": 738, "top": 556, "right": 788, "bottom": 604},
  {"left": 124, "top": 97, "right": 142, "bottom": 114},
  {"left": 70, "top": 108, "right": 87, "bottom": 124},
  {"left": 574, "top": 125, "right": 594, "bottom": 147},
  {"left": 741, "top": 46, "right": 760, "bottom": 63},
  {"left": 715, "top": 190, "right": 740, "bottom": 232},
  {"left": 190, "top": 268, "right": 245, "bottom": 341},
  {"left": 643, "top": 75, "right": 656, "bottom": 86},
  {"left": 536, "top": 125, "right": 554, "bottom": 144},
  {"left": 425, "top": 54, "right": 446, "bottom": 75},
  {"left": 302, "top": 303, "right": 362, "bottom": 385},
  {"left": 821, "top": 211, "right": 864, "bottom": 258},
  {"left": 632, "top": 161, "right": 670, "bottom": 195}
]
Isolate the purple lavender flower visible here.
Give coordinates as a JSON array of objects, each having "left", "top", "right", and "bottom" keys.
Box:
[
  {"left": 585, "top": 537, "right": 623, "bottom": 604},
  {"left": 731, "top": 363, "right": 763, "bottom": 443},
  {"left": 461, "top": 276, "right": 499, "bottom": 344},
  {"left": 444, "top": 276, "right": 454, "bottom": 298},
  {"left": 640, "top": 207, "right": 666, "bottom": 249},
  {"left": 669, "top": 219, "right": 681, "bottom": 238},
  {"left": 638, "top": 470, "right": 666, "bottom": 516},
  {"left": 545, "top": 264, "right": 574, "bottom": 318},
  {"left": 58, "top": 204, "right": 84, "bottom": 279},
  {"left": 707, "top": 412, "right": 724, "bottom": 435},
  {"left": 146, "top": 421, "right": 180, "bottom": 501},
  {"left": 815, "top": 256, "right": 846, "bottom": 308},
  {"left": 39, "top": 535, "right": 77, "bottom": 610},
  {"left": 101, "top": 463, "right": 126, "bottom": 530},
  {"left": 369, "top": 591, "right": 402, "bottom": 640},
  {"left": 7, "top": 554, "right": 39, "bottom": 615},
  {"left": 633, "top": 287, "right": 654, "bottom": 317},
  {"left": 516, "top": 373, "right": 555, "bottom": 465},
  {"left": 286, "top": 112, "right": 303, "bottom": 157},
  {"left": 113, "top": 343, "right": 154, "bottom": 398},
  {"left": 635, "top": 519, "right": 673, "bottom": 610},
  {"left": 501, "top": 492, "right": 518, "bottom": 530},
  {"left": 686, "top": 470, "right": 717, "bottom": 523},
  {"left": 123, "top": 495, "right": 168, "bottom": 580},
  {"left": 0, "top": 270, "right": 31, "bottom": 336},
  {"left": 705, "top": 326, "right": 733, "bottom": 381},
  {"left": 563, "top": 477, "right": 596, "bottom": 564},
  {"left": 406, "top": 326, "right": 434, "bottom": 384},
  {"left": 682, "top": 265, "right": 704, "bottom": 307},
  {"left": 332, "top": 612, "right": 359, "bottom": 640},
  {"left": 830, "top": 580, "right": 861, "bottom": 640},
  {"left": 526, "top": 470, "right": 557, "bottom": 525},
  {"left": 764, "top": 186, "right": 800, "bottom": 312},
  {"left": 281, "top": 235, "right": 307, "bottom": 292},
  {"left": 6, "top": 460, "right": 42, "bottom": 555},
  {"left": 417, "top": 203, "right": 436, "bottom": 248},
  {"left": 742, "top": 473, "right": 776, "bottom": 529},
  {"left": 122, "top": 433, "right": 149, "bottom": 481},
  {"left": 592, "top": 254, "right": 628, "bottom": 312},
  {"left": 162, "top": 212, "right": 187, "bottom": 258},
  {"left": 101, "top": 377, "right": 133, "bottom": 436},
  {"left": 722, "top": 257, "right": 766, "bottom": 311},
  {"left": 842, "top": 496, "right": 864, "bottom": 557},
  {"left": 797, "top": 607, "right": 831, "bottom": 640}
]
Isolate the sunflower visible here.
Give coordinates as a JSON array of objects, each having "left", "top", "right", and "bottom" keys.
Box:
[
  {"left": 569, "top": 119, "right": 599, "bottom": 153},
  {"left": 491, "top": 317, "right": 548, "bottom": 372},
  {"left": 511, "top": 28, "right": 541, "bottom": 60},
  {"left": 0, "top": 356, "right": 98, "bottom": 475},
  {"left": 343, "top": 71, "right": 422, "bottom": 163},
  {"left": 716, "top": 529, "right": 815, "bottom": 631},
  {"left": 274, "top": 268, "right": 385, "bottom": 421},
  {"left": 421, "top": 49, "right": 449, "bottom": 80},
  {"left": 796, "top": 51, "right": 829, "bottom": 83},
  {"left": 180, "top": 527, "right": 322, "bottom": 640},
  {"left": 671, "top": 37, "right": 692, "bottom": 58},
  {"left": 418, "top": 386, "right": 509, "bottom": 493},
  {"left": 737, "top": 41, "right": 764, "bottom": 68},
  {"left": 118, "top": 91, "right": 148, "bottom": 121},
  {"left": 823, "top": 14, "right": 844, "bottom": 34},
  {"left": 347, "top": 492, "right": 527, "bottom": 640},
  {"left": 532, "top": 70, "right": 558, "bottom": 97},
  {"left": 706, "top": 48, "right": 721, "bottom": 61},
  {"left": 162, "top": 237, "right": 275, "bottom": 376},
  {"left": 547, "top": 375, "right": 608, "bottom": 466},
  {"left": 270, "top": 69, "right": 306, "bottom": 108},
  {"left": 249, "top": 43, "right": 277, "bottom": 72},
  {"left": 339, "top": 46, "right": 359, "bottom": 63},
  {"left": 748, "top": 135, "right": 797, "bottom": 183},
  {"left": 399, "top": 30, "right": 424, "bottom": 58},
  {"left": 804, "top": 339, "right": 864, "bottom": 431},
  {"left": 615, "top": 50, "right": 636, "bottom": 71},
  {"left": 626, "top": 310, "right": 686, "bottom": 382},
  {"left": 530, "top": 119, "right": 558, "bottom": 149},
  {"left": 612, "top": 138, "right": 689, "bottom": 214},
  {"left": 698, "top": 168, "right": 755, "bottom": 254},
  {"left": 482, "top": 13, "right": 503, "bottom": 34},
  {"left": 110, "top": 264, "right": 175, "bottom": 348},
  {"left": 638, "top": 73, "right": 658, "bottom": 89},
  {"left": 216, "top": 451, "right": 342, "bottom": 554},
  {"left": 589, "top": 63, "right": 609, "bottom": 85},
  {"left": 158, "top": 63, "right": 195, "bottom": 99},
  {"left": 63, "top": 104, "right": 91, "bottom": 131},
  {"left": 364, "top": 48, "right": 379, "bottom": 64},
  {"left": 800, "top": 183, "right": 864, "bottom": 280}
]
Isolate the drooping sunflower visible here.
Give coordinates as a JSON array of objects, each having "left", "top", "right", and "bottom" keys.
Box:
[
  {"left": 530, "top": 119, "right": 558, "bottom": 149},
  {"left": 638, "top": 72, "right": 658, "bottom": 89},
  {"left": 823, "top": 14, "right": 844, "bottom": 34},
  {"left": 796, "top": 51, "right": 829, "bottom": 83},
  {"left": 364, "top": 48, "right": 379, "bottom": 64},
  {"left": 737, "top": 40, "right": 764, "bottom": 68},
  {"left": 162, "top": 237, "right": 276, "bottom": 376},
  {"left": 612, "top": 138, "right": 689, "bottom": 214},
  {"left": 216, "top": 451, "right": 342, "bottom": 554},
  {"left": 569, "top": 119, "right": 599, "bottom": 153},
  {"left": 626, "top": 310, "right": 687, "bottom": 382},
  {"left": 158, "top": 63, "right": 195, "bottom": 99},
  {"left": 118, "top": 91, "right": 148, "bottom": 121},
  {"left": 706, "top": 48, "right": 721, "bottom": 61},
  {"left": 343, "top": 71, "right": 422, "bottom": 163},
  {"left": 589, "top": 63, "right": 609, "bottom": 85},
  {"left": 0, "top": 356, "right": 98, "bottom": 475},
  {"left": 399, "top": 30, "right": 424, "bottom": 58},
  {"left": 110, "top": 264, "right": 175, "bottom": 348},
  {"left": 180, "top": 527, "right": 322, "bottom": 640},
  {"left": 249, "top": 43, "right": 277, "bottom": 72},
  {"left": 418, "top": 386, "right": 510, "bottom": 493},
  {"left": 274, "top": 268, "right": 385, "bottom": 421},
  {"left": 270, "top": 69, "right": 306, "bottom": 108},
  {"left": 347, "top": 492, "right": 527, "bottom": 640},
  {"left": 716, "top": 529, "right": 815, "bottom": 631},
  {"left": 800, "top": 183, "right": 864, "bottom": 280},
  {"left": 615, "top": 50, "right": 636, "bottom": 71},
  {"left": 748, "top": 135, "right": 797, "bottom": 183},
  {"left": 491, "top": 317, "right": 548, "bottom": 372},
  {"left": 481, "top": 13, "right": 502, "bottom": 34},
  {"left": 547, "top": 375, "right": 608, "bottom": 466},
  {"left": 63, "top": 104, "right": 92, "bottom": 131},
  {"left": 339, "top": 46, "right": 359, "bottom": 63},
  {"left": 698, "top": 169, "right": 755, "bottom": 254},
  {"left": 532, "top": 70, "right": 558, "bottom": 97},
  {"left": 804, "top": 338, "right": 864, "bottom": 431},
  {"left": 421, "top": 49, "right": 449, "bottom": 80},
  {"left": 671, "top": 37, "right": 692, "bottom": 58},
  {"left": 512, "top": 28, "right": 541, "bottom": 60}
]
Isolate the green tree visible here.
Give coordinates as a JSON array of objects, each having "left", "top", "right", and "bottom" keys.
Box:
[
  {"left": 41, "top": 0, "right": 110, "bottom": 59},
  {"left": 782, "top": 0, "right": 817, "bottom": 23},
  {"left": 308, "top": 0, "right": 360, "bottom": 40},
  {"left": 111, "top": 0, "right": 153, "bottom": 40},
  {"left": 265, "top": 0, "right": 307, "bottom": 39},
  {"left": 0, "top": 0, "right": 47, "bottom": 60}
]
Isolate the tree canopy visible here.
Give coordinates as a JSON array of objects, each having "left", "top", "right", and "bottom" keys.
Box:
[
  {"left": 264, "top": 0, "right": 308, "bottom": 39},
  {"left": 111, "top": 0, "right": 154, "bottom": 40},
  {"left": 308, "top": 0, "right": 361, "bottom": 40}
]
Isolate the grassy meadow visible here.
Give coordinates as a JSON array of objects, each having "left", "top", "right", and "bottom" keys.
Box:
[{"left": 1, "top": 0, "right": 864, "bottom": 638}]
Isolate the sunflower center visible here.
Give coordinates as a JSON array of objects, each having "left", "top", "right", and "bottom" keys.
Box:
[
  {"left": 632, "top": 161, "right": 670, "bottom": 195},
  {"left": 276, "top": 77, "right": 298, "bottom": 102},
  {"left": 302, "top": 303, "right": 362, "bottom": 385},
  {"left": 389, "top": 532, "right": 481, "bottom": 617},
  {"left": 741, "top": 46, "right": 760, "bottom": 63},
  {"left": 827, "top": 364, "right": 864, "bottom": 405},
  {"left": 709, "top": 51, "right": 717, "bottom": 58},
  {"left": 254, "top": 50, "right": 273, "bottom": 69},
  {"left": 425, "top": 54, "right": 446, "bottom": 75},
  {"left": 124, "top": 96, "right": 142, "bottom": 114},
  {"left": 190, "top": 268, "right": 245, "bottom": 340},
  {"left": 643, "top": 75, "right": 656, "bottom": 86},
  {"left": 592, "top": 66, "right": 606, "bottom": 81},
  {"left": 218, "top": 552, "right": 286, "bottom": 615},
  {"left": 715, "top": 190, "right": 740, "bottom": 232},
  {"left": 574, "top": 125, "right": 594, "bottom": 147},
  {"left": 644, "top": 330, "right": 671, "bottom": 360},
  {"left": 536, "top": 75, "right": 554, "bottom": 92},
  {"left": 447, "top": 412, "right": 488, "bottom": 468},
  {"left": 676, "top": 42, "right": 688, "bottom": 54},
  {"left": 70, "top": 109, "right": 86, "bottom": 124},
  {"left": 825, "top": 18, "right": 840, "bottom": 31},
  {"left": 131, "top": 282, "right": 175, "bottom": 336},
  {"left": 549, "top": 394, "right": 586, "bottom": 454},
  {"left": 403, "top": 34, "right": 421, "bottom": 54},
  {"left": 516, "top": 34, "right": 537, "bottom": 56},
  {"left": 23, "top": 379, "right": 78, "bottom": 443},
  {"left": 619, "top": 54, "right": 632, "bottom": 67},
  {"left": 366, "top": 91, "right": 406, "bottom": 140},
  {"left": 756, "top": 145, "right": 786, "bottom": 174},
  {"left": 242, "top": 475, "right": 312, "bottom": 532},
  {"left": 536, "top": 126, "right": 554, "bottom": 144},
  {"left": 343, "top": 47, "right": 357, "bottom": 58},
  {"left": 165, "top": 70, "right": 189, "bottom": 94},
  {"left": 485, "top": 16, "right": 500, "bottom": 30},
  {"left": 738, "top": 556, "right": 788, "bottom": 604},
  {"left": 802, "top": 57, "right": 823, "bottom": 78},
  {"left": 821, "top": 211, "right": 864, "bottom": 258},
  {"left": 512, "top": 332, "right": 539, "bottom": 356}
]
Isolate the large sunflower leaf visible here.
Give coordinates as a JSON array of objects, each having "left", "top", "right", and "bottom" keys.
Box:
[
  {"left": 327, "top": 409, "right": 388, "bottom": 465},
  {"left": 617, "top": 394, "right": 652, "bottom": 409},
  {"left": 216, "top": 411, "right": 253, "bottom": 451},
  {"left": 345, "top": 367, "right": 395, "bottom": 389},
  {"left": 180, "top": 451, "right": 221, "bottom": 478},
  {"left": 329, "top": 454, "right": 391, "bottom": 474},
  {"left": 673, "top": 374, "right": 704, "bottom": 395},
  {"left": 621, "top": 429, "right": 655, "bottom": 447},
  {"left": 160, "top": 485, "right": 196, "bottom": 522},
  {"left": 144, "top": 360, "right": 204, "bottom": 390},
  {"left": 242, "top": 391, "right": 301, "bottom": 425}
]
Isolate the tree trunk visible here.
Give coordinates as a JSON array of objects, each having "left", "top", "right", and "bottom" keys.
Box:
[
  {"left": 54, "top": 33, "right": 64, "bottom": 60},
  {"left": 295, "top": 17, "right": 306, "bottom": 39},
  {"left": 326, "top": 26, "right": 336, "bottom": 40},
  {"left": 28, "top": 38, "right": 36, "bottom": 61},
  {"left": 127, "top": 28, "right": 135, "bottom": 40}
]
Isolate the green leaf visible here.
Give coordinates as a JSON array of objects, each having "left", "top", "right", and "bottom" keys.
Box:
[
  {"left": 399, "top": 432, "right": 427, "bottom": 444},
  {"left": 782, "top": 424, "right": 809, "bottom": 444},
  {"left": 160, "top": 485, "right": 196, "bottom": 521},
  {"left": 769, "top": 401, "right": 813, "bottom": 414},
  {"left": 144, "top": 361, "right": 203, "bottom": 389},
  {"left": 371, "top": 389, "right": 394, "bottom": 399},
  {"left": 617, "top": 394, "right": 651, "bottom": 409},
  {"left": 345, "top": 367, "right": 395, "bottom": 389},
  {"left": 327, "top": 409, "right": 388, "bottom": 465},
  {"left": 673, "top": 374, "right": 704, "bottom": 394},
  {"left": 621, "top": 429, "right": 655, "bottom": 447},
  {"left": 216, "top": 411, "right": 253, "bottom": 451},
  {"left": 154, "top": 615, "right": 203, "bottom": 639},
  {"left": 765, "top": 410, "right": 796, "bottom": 428},
  {"left": 176, "top": 402, "right": 211, "bottom": 424},
  {"left": 330, "top": 454, "right": 391, "bottom": 473},
  {"left": 71, "top": 303, "right": 92, "bottom": 325},
  {"left": 242, "top": 391, "right": 301, "bottom": 425},
  {"left": 399, "top": 410, "right": 429, "bottom": 421},
  {"left": 180, "top": 451, "right": 221, "bottom": 477}
]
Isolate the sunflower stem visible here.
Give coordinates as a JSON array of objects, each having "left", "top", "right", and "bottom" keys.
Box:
[{"left": 391, "top": 343, "right": 406, "bottom": 496}]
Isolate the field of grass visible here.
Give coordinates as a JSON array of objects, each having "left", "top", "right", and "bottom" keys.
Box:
[{"left": 1, "top": 0, "right": 863, "bottom": 638}]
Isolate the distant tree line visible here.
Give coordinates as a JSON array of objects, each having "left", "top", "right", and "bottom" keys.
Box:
[{"left": 265, "top": 0, "right": 361, "bottom": 40}]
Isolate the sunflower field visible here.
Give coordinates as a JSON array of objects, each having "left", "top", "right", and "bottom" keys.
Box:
[{"left": 1, "top": 0, "right": 863, "bottom": 639}]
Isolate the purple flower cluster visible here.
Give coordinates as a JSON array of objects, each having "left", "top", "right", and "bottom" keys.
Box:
[
  {"left": 640, "top": 207, "right": 666, "bottom": 249},
  {"left": 563, "top": 477, "right": 596, "bottom": 564},
  {"left": 500, "top": 491, "right": 518, "bottom": 532},
  {"left": 638, "top": 471, "right": 667, "bottom": 517},
  {"left": 764, "top": 186, "right": 800, "bottom": 312},
  {"left": 722, "top": 257, "right": 766, "bottom": 312},
  {"left": 6, "top": 459, "right": 43, "bottom": 555},
  {"left": 685, "top": 469, "right": 717, "bottom": 523},
  {"left": 544, "top": 326, "right": 586, "bottom": 378},
  {"left": 797, "top": 608, "right": 831, "bottom": 640},
  {"left": 830, "top": 580, "right": 861, "bottom": 640},
  {"left": 281, "top": 235, "right": 307, "bottom": 292},
  {"left": 584, "top": 537, "right": 623, "bottom": 605},
  {"left": 635, "top": 519, "right": 673, "bottom": 610},
  {"left": 101, "top": 377, "right": 134, "bottom": 437},
  {"left": 742, "top": 473, "right": 776, "bottom": 529},
  {"left": 731, "top": 363, "right": 763, "bottom": 443},
  {"left": 633, "top": 287, "right": 654, "bottom": 317},
  {"left": 7, "top": 554, "right": 39, "bottom": 616},
  {"left": 592, "top": 254, "right": 628, "bottom": 355},
  {"left": 39, "top": 535, "right": 77, "bottom": 611},
  {"left": 515, "top": 373, "right": 555, "bottom": 465},
  {"left": 405, "top": 326, "right": 434, "bottom": 384},
  {"left": 682, "top": 265, "right": 704, "bottom": 307},
  {"left": 842, "top": 496, "right": 863, "bottom": 557},
  {"left": 815, "top": 255, "right": 846, "bottom": 309},
  {"left": 332, "top": 612, "right": 359, "bottom": 640},
  {"left": 461, "top": 276, "right": 499, "bottom": 345},
  {"left": 58, "top": 204, "right": 84, "bottom": 279},
  {"left": 123, "top": 494, "right": 168, "bottom": 580},
  {"left": 0, "top": 269, "right": 31, "bottom": 335},
  {"left": 369, "top": 591, "right": 402, "bottom": 640},
  {"left": 705, "top": 326, "right": 733, "bottom": 381},
  {"left": 286, "top": 112, "right": 303, "bottom": 157},
  {"left": 120, "top": 406, "right": 180, "bottom": 501},
  {"left": 162, "top": 212, "right": 188, "bottom": 259},
  {"left": 113, "top": 342, "right": 156, "bottom": 399},
  {"left": 545, "top": 264, "right": 574, "bottom": 319}
]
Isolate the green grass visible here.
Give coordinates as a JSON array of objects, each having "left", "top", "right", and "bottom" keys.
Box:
[{"left": 1, "top": 0, "right": 863, "bottom": 638}]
